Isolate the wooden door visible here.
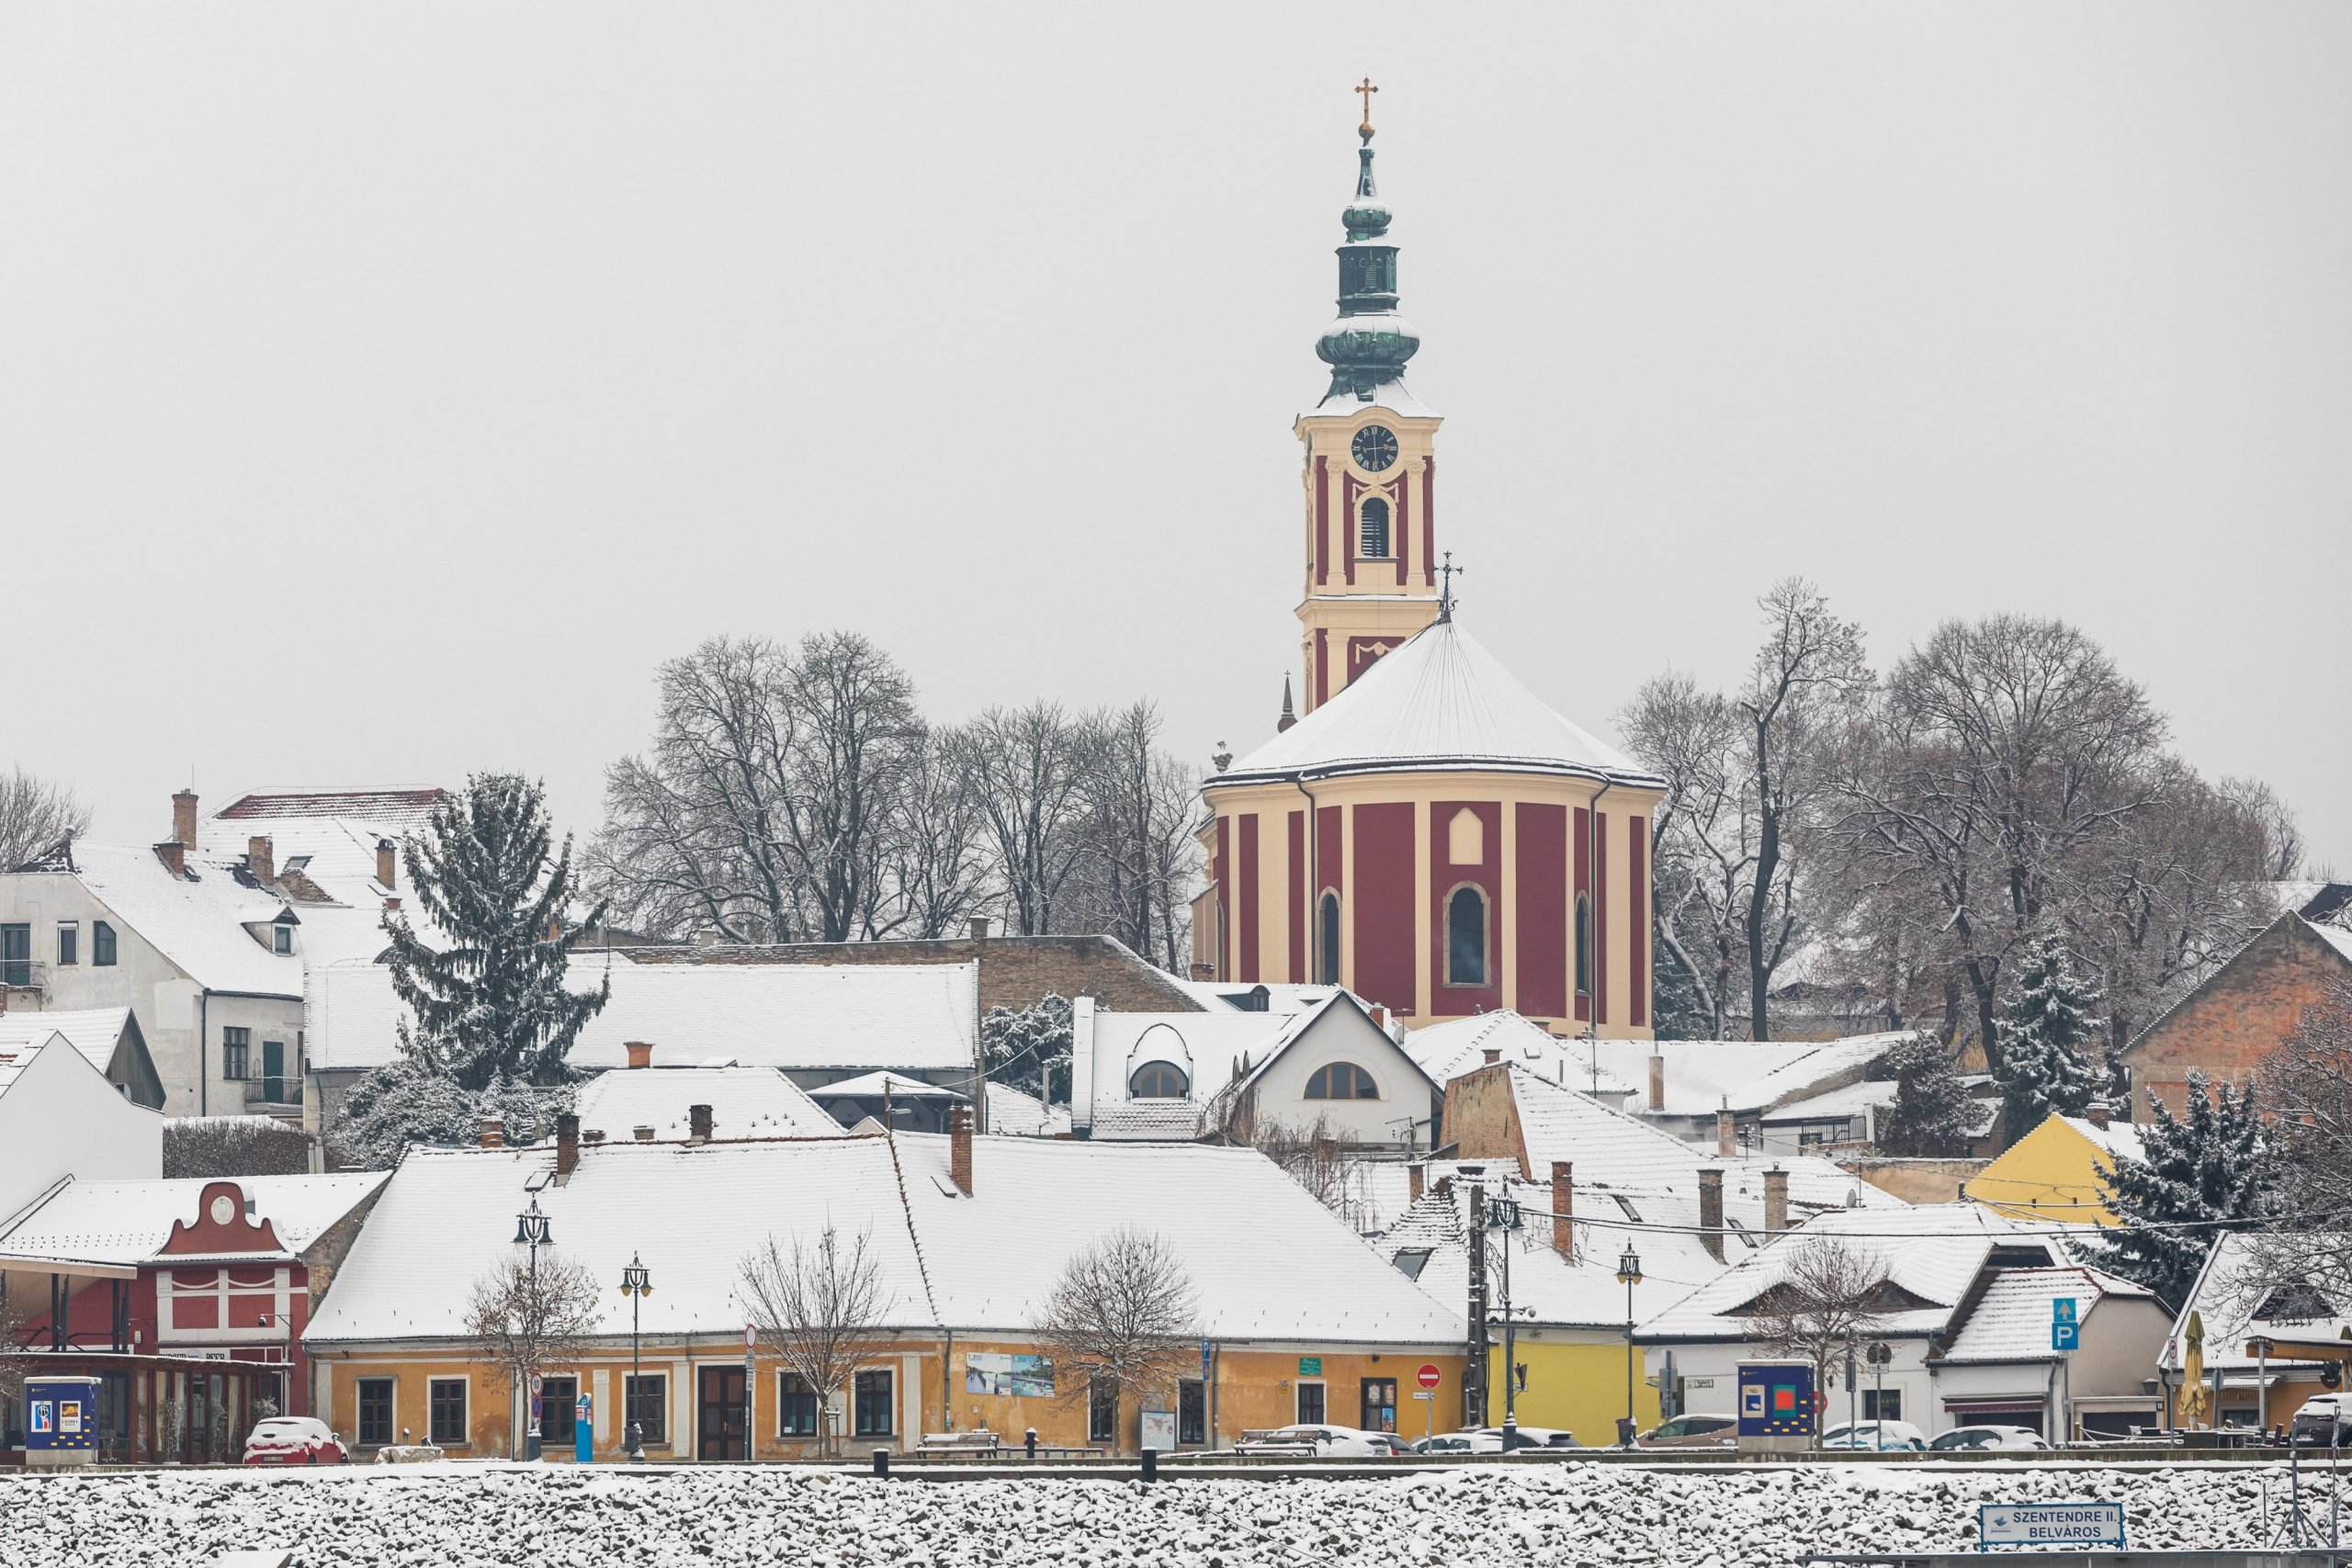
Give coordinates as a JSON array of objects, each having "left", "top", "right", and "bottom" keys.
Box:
[{"left": 697, "top": 1366, "right": 747, "bottom": 1461}]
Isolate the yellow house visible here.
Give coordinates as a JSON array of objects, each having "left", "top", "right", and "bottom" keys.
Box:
[
  {"left": 1962, "top": 1111, "right": 2144, "bottom": 1226},
  {"left": 302, "top": 1116, "right": 1465, "bottom": 1459}
]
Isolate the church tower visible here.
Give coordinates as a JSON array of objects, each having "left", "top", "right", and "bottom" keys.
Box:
[
  {"left": 1196, "top": 90, "right": 1667, "bottom": 1039},
  {"left": 1295, "top": 83, "right": 1442, "bottom": 716}
]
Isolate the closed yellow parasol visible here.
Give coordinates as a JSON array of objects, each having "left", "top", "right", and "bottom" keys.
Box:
[{"left": 2178, "top": 1310, "right": 2209, "bottom": 1427}]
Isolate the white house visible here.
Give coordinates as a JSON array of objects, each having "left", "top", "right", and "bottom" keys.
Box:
[
  {"left": 0, "top": 786, "right": 442, "bottom": 1119},
  {"left": 0, "top": 1007, "right": 166, "bottom": 1109},
  {"left": 0, "top": 1027, "right": 164, "bottom": 1217},
  {"left": 1070, "top": 990, "right": 1440, "bottom": 1150}
]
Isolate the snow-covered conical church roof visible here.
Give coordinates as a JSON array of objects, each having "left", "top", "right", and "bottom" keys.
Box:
[{"left": 1211, "top": 618, "right": 1664, "bottom": 790}]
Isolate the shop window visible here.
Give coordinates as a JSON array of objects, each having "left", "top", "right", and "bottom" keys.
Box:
[{"left": 1864, "top": 1389, "right": 1902, "bottom": 1422}]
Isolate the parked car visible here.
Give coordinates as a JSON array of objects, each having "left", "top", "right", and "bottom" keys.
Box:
[
  {"left": 1413, "top": 1430, "right": 1503, "bottom": 1455},
  {"left": 1363, "top": 1433, "right": 1413, "bottom": 1457},
  {"left": 243, "top": 1416, "right": 349, "bottom": 1465},
  {"left": 1929, "top": 1425, "right": 2050, "bottom": 1451},
  {"left": 1478, "top": 1425, "right": 1579, "bottom": 1450},
  {"left": 2291, "top": 1394, "right": 2352, "bottom": 1449},
  {"left": 1636, "top": 1414, "right": 1737, "bottom": 1450},
  {"left": 1238, "top": 1424, "right": 1385, "bottom": 1457},
  {"left": 1819, "top": 1419, "right": 1928, "bottom": 1451}
]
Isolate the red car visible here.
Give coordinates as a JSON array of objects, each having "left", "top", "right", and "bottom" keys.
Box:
[{"left": 243, "top": 1416, "right": 350, "bottom": 1464}]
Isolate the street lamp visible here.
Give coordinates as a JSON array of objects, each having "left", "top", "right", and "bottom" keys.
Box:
[
  {"left": 514, "top": 1197, "right": 554, "bottom": 1461},
  {"left": 1490, "top": 1195, "right": 1524, "bottom": 1449},
  {"left": 619, "top": 1254, "right": 653, "bottom": 1460},
  {"left": 1615, "top": 1242, "right": 1644, "bottom": 1446}
]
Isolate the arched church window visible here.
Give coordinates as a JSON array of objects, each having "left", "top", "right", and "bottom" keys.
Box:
[
  {"left": 1575, "top": 894, "right": 1592, "bottom": 998},
  {"left": 1359, "top": 497, "right": 1391, "bottom": 558},
  {"left": 1129, "top": 1061, "right": 1189, "bottom": 1099},
  {"left": 1445, "top": 885, "right": 1488, "bottom": 987},
  {"left": 1318, "top": 891, "right": 1341, "bottom": 986},
  {"left": 1306, "top": 1062, "right": 1379, "bottom": 1100}
]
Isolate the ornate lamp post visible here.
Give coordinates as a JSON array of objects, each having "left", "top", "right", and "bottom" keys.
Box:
[
  {"left": 1615, "top": 1242, "right": 1644, "bottom": 1446},
  {"left": 619, "top": 1254, "right": 653, "bottom": 1460},
  {"left": 514, "top": 1197, "right": 554, "bottom": 1461},
  {"left": 1489, "top": 1194, "right": 1525, "bottom": 1449}
]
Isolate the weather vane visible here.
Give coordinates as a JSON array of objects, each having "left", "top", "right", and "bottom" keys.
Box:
[
  {"left": 1355, "top": 77, "right": 1378, "bottom": 142},
  {"left": 1437, "top": 550, "right": 1464, "bottom": 621}
]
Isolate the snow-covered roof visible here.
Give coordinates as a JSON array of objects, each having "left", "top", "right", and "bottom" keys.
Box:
[
  {"left": 211, "top": 786, "right": 447, "bottom": 829},
  {"left": 983, "top": 1082, "right": 1071, "bottom": 1138},
  {"left": 1381, "top": 1172, "right": 1739, "bottom": 1330},
  {"left": 305, "top": 955, "right": 981, "bottom": 1075},
  {"left": 48, "top": 840, "right": 397, "bottom": 997},
  {"left": 1303, "top": 375, "right": 1438, "bottom": 422},
  {"left": 571, "top": 1066, "right": 842, "bottom": 1143},
  {"left": 2057, "top": 1116, "right": 2147, "bottom": 1166},
  {"left": 1937, "top": 1265, "right": 2154, "bottom": 1363},
  {"left": 0, "top": 1008, "right": 132, "bottom": 1077},
  {"left": 813, "top": 1070, "right": 966, "bottom": 1101},
  {"left": 1636, "top": 1204, "right": 2081, "bottom": 1343},
  {"left": 305, "top": 1135, "right": 1464, "bottom": 1347},
  {"left": 1071, "top": 1005, "right": 1314, "bottom": 1139},
  {"left": 1207, "top": 619, "right": 1664, "bottom": 790},
  {"left": 0, "top": 1172, "right": 387, "bottom": 1267},
  {"left": 1400, "top": 1010, "right": 1635, "bottom": 1094},
  {"left": 1498, "top": 1067, "right": 1903, "bottom": 1220},
  {"left": 2161, "top": 1232, "right": 2352, "bottom": 1373},
  {"left": 1566, "top": 1032, "right": 1911, "bottom": 1118}
]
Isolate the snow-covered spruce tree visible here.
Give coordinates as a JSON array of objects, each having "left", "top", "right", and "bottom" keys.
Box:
[
  {"left": 1873, "top": 1034, "right": 1978, "bottom": 1157},
  {"left": 2086, "top": 1071, "right": 2273, "bottom": 1313},
  {"left": 1993, "top": 934, "right": 2109, "bottom": 1145},
  {"left": 385, "top": 773, "right": 609, "bottom": 1091},
  {"left": 981, "top": 993, "right": 1074, "bottom": 1104}
]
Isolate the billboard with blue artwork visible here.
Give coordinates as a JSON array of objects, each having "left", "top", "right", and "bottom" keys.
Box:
[
  {"left": 965, "top": 1352, "right": 1055, "bottom": 1398},
  {"left": 24, "top": 1377, "right": 102, "bottom": 1461},
  {"left": 1737, "top": 1360, "right": 1817, "bottom": 1438}
]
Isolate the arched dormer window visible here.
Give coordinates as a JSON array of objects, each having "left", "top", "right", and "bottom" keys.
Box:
[
  {"left": 1575, "top": 893, "right": 1592, "bottom": 998},
  {"left": 1359, "top": 497, "right": 1391, "bottom": 558},
  {"left": 1445, "top": 885, "right": 1488, "bottom": 987},
  {"left": 1317, "top": 891, "right": 1341, "bottom": 986},
  {"left": 1128, "top": 1061, "right": 1189, "bottom": 1099},
  {"left": 1306, "top": 1062, "right": 1379, "bottom": 1100}
]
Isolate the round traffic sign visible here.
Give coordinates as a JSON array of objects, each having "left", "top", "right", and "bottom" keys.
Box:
[{"left": 1416, "top": 1363, "right": 1442, "bottom": 1391}]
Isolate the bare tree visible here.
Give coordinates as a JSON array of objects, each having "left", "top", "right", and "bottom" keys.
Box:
[
  {"left": 2222, "top": 776, "right": 2307, "bottom": 883},
  {"left": 1033, "top": 1226, "right": 1199, "bottom": 1454},
  {"left": 738, "top": 1224, "right": 897, "bottom": 1457},
  {"left": 1057, "top": 702, "right": 1202, "bottom": 968},
  {"left": 591, "top": 633, "right": 924, "bottom": 942},
  {"left": 1248, "top": 1115, "right": 1383, "bottom": 1233},
  {"left": 164, "top": 1117, "right": 313, "bottom": 1179},
  {"left": 882, "top": 728, "right": 991, "bottom": 939},
  {"left": 2246, "top": 976, "right": 2352, "bottom": 1303},
  {"left": 463, "top": 1251, "right": 605, "bottom": 1456},
  {"left": 951, "top": 702, "right": 1098, "bottom": 936},
  {"left": 1738, "top": 1236, "right": 1894, "bottom": 1438},
  {"left": 1623, "top": 671, "right": 1747, "bottom": 1038},
  {"left": 0, "top": 766, "right": 92, "bottom": 872},
  {"left": 1826, "top": 615, "right": 2168, "bottom": 1070}
]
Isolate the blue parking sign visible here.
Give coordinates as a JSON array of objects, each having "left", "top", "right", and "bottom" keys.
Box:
[{"left": 2052, "top": 1321, "right": 2080, "bottom": 1351}]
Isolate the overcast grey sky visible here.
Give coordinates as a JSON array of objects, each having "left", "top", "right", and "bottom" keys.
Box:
[{"left": 6, "top": 4, "right": 2347, "bottom": 870}]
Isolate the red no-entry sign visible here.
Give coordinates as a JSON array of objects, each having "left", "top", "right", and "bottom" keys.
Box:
[{"left": 1416, "top": 1363, "right": 1442, "bottom": 1391}]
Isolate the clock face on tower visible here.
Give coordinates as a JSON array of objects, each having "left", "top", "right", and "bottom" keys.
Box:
[{"left": 1351, "top": 424, "right": 1399, "bottom": 472}]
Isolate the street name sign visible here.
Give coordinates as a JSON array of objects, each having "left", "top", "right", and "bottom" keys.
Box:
[{"left": 1978, "top": 1503, "right": 2124, "bottom": 1551}]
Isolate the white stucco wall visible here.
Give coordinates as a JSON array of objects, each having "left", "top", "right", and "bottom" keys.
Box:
[
  {"left": 1245, "top": 1009, "right": 1436, "bottom": 1151},
  {"left": 0, "top": 1039, "right": 164, "bottom": 1213}
]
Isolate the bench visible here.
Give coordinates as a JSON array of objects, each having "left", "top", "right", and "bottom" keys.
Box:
[
  {"left": 1233, "top": 1429, "right": 1317, "bottom": 1457},
  {"left": 912, "top": 1430, "right": 1001, "bottom": 1456}
]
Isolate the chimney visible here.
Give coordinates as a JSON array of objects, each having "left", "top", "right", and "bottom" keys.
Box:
[
  {"left": 632, "top": 1125, "right": 655, "bottom": 1141},
  {"left": 156, "top": 841, "right": 186, "bottom": 877},
  {"left": 1550, "top": 1161, "right": 1575, "bottom": 1258},
  {"left": 1189, "top": 963, "right": 1215, "bottom": 982},
  {"left": 949, "top": 1104, "right": 975, "bottom": 1195},
  {"left": 968, "top": 917, "right": 990, "bottom": 942},
  {"left": 478, "top": 1118, "right": 504, "bottom": 1150},
  {"left": 172, "top": 789, "right": 198, "bottom": 849},
  {"left": 247, "top": 835, "right": 275, "bottom": 885},
  {"left": 1716, "top": 1107, "right": 1736, "bottom": 1157},
  {"left": 1698, "top": 1168, "right": 1725, "bottom": 1263},
  {"left": 1482, "top": 1047, "right": 1502, "bottom": 1066},
  {"left": 556, "top": 1112, "right": 580, "bottom": 1178},
  {"left": 688, "top": 1103, "right": 713, "bottom": 1145},
  {"left": 1369, "top": 1005, "right": 1389, "bottom": 1031},
  {"left": 1647, "top": 1053, "right": 1666, "bottom": 1112},
  {"left": 2086, "top": 1099, "right": 2111, "bottom": 1131},
  {"left": 625, "top": 1041, "right": 653, "bottom": 1070},
  {"left": 1408, "top": 1163, "right": 1425, "bottom": 1204},
  {"left": 376, "top": 839, "right": 396, "bottom": 889},
  {"left": 383, "top": 897, "right": 401, "bottom": 913},
  {"left": 1764, "top": 1166, "right": 1790, "bottom": 1235}
]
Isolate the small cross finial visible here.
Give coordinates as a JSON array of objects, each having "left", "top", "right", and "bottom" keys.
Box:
[
  {"left": 1437, "top": 551, "right": 1463, "bottom": 621},
  {"left": 1355, "top": 77, "right": 1379, "bottom": 142}
]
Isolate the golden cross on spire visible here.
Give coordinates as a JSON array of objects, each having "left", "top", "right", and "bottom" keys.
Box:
[
  {"left": 1355, "top": 77, "right": 1379, "bottom": 142},
  {"left": 1437, "top": 550, "right": 1463, "bottom": 621}
]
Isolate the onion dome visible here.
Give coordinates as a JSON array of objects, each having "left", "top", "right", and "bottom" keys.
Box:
[{"left": 1316, "top": 124, "right": 1421, "bottom": 406}]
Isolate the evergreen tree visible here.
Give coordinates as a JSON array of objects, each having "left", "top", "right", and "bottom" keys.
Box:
[
  {"left": 1874, "top": 1034, "right": 1979, "bottom": 1156},
  {"left": 2086, "top": 1071, "right": 2273, "bottom": 1312},
  {"left": 384, "top": 773, "right": 610, "bottom": 1090},
  {"left": 1993, "top": 934, "right": 2109, "bottom": 1144},
  {"left": 981, "top": 993, "right": 1075, "bottom": 1104}
]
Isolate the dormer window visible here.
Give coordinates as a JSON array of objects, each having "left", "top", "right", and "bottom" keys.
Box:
[
  {"left": 272, "top": 923, "right": 293, "bottom": 954},
  {"left": 1129, "top": 1061, "right": 1190, "bottom": 1100}
]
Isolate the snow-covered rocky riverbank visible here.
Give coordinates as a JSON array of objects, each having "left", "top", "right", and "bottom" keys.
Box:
[{"left": 0, "top": 1459, "right": 2326, "bottom": 1567}]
